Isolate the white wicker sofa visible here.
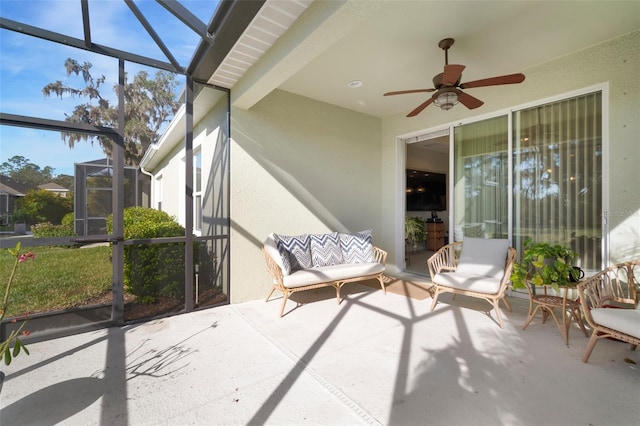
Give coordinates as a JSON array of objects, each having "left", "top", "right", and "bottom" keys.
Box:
[{"left": 262, "top": 231, "right": 387, "bottom": 317}]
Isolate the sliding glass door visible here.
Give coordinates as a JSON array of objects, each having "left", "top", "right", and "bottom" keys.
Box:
[
  {"left": 513, "top": 92, "right": 603, "bottom": 271},
  {"left": 451, "top": 91, "right": 603, "bottom": 273},
  {"left": 453, "top": 116, "right": 509, "bottom": 242}
]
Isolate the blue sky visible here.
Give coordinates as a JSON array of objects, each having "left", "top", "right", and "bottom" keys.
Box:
[{"left": 0, "top": 0, "right": 219, "bottom": 176}]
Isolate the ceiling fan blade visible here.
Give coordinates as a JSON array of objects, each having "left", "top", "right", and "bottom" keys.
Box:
[
  {"left": 384, "top": 88, "right": 435, "bottom": 96},
  {"left": 458, "top": 91, "right": 484, "bottom": 109},
  {"left": 459, "top": 73, "right": 525, "bottom": 89},
  {"left": 442, "top": 64, "right": 465, "bottom": 86},
  {"left": 406, "top": 97, "right": 435, "bottom": 117}
]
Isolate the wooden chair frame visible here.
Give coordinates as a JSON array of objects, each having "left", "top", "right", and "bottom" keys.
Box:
[
  {"left": 576, "top": 260, "right": 639, "bottom": 363},
  {"left": 427, "top": 241, "right": 517, "bottom": 328}
]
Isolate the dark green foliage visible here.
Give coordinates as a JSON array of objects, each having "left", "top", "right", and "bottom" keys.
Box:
[
  {"left": 0, "top": 155, "right": 54, "bottom": 187},
  {"left": 14, "top": 189, "right": 73, "bottom": 226},
  {"left": 511, "top": 239, "right": 579, "bottom": 291},
  {"left": 107, "top": 207, "right": 185, "bottom": 304}
]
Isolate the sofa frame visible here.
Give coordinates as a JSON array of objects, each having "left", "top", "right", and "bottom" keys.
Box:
[{"left": 262, "top": 245, "right": 387, "bottom": 317}]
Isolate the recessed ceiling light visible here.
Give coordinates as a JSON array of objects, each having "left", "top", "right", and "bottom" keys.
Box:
[{"left": 347, "top": 80, "right": 363, "bottom": 88}]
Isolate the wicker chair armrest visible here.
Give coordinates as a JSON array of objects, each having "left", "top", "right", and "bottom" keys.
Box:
[
  {"left": 498, "top": 247, "right": 518, "bottom": 293},
  {"left": 577, "top": 260, "right": 640, "bottom": 330},
  {"left": 373, "top": 246, "right": 387, "bottom": 265},
  {"left": 427, "top": 241, "right": 462, "bottom": 281},
  {"left": 262, "top": 247, "right": 284, "bottom": 286}
]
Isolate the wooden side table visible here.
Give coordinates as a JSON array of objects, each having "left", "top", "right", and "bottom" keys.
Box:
[
  {"left": 426, "top": 221, "right": 445, "bottom": 251},
  {"left": 522, "top": 282, "right": 589, "bottom": 346}
]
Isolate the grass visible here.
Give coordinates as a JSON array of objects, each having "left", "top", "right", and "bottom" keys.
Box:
[{"left": 0, "top": 245, "right": 112, "bottom": 317}]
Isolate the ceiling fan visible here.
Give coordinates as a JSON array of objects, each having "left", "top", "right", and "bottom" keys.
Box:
[{"left": 384, "top": 38, "right": 525, "bottom": 117}]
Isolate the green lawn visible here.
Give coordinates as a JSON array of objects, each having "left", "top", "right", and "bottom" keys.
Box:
[{"left": 1, "top": 245, "right": 112, "bottom": 317}]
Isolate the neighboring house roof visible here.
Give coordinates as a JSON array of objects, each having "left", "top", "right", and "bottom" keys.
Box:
[
  {"left": 38, "top": 182, "right": 70, "bottom": 192},
  {"left": 0, "top": 174, "right": 36, "bottom": 196}
]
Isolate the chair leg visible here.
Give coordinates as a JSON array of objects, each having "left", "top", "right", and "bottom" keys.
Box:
[
  {"left": 378, "top": 276, "right": 386, "bottom": 294},
  {"left": 279, "top": 292, "right": 290, "bottom": 318},
  {"left": 500, "top": 296, "right": 513, "bottom": 312},
  {"left": 582, "top": 331, "right": 600, "bottom": 363},
  {"left": 631, "top": 344, "right": 638, "bottom": 351},
  {"left": 336, "top": 285, "right": 342, "bottom": 304},
  {"left": 265, "top": 286, "right": 276, "bottom": 302},
  {"left": 430, "top": 287, "right": 441, "bottom": 311},
  {"left": 492, "top": 300, "right": 504, "bottom": 329}
]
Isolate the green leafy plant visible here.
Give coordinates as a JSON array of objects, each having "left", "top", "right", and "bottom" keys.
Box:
[
  {"left": 1, "top": 243, "right": 33, "bottom": 366},
  {"left": 107, "top": 207, "right": 186, "bottom": 304},
  {"left": 405, "top": 216, "right": 426, "bottom": 247},
  {"left": 511, "top": 239, "right": 580, "bottom": 291},
  {"left": 31, "top": 221, "right": 76, "bottom": 238}
]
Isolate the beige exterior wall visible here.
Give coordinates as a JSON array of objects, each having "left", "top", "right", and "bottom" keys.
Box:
[
  {"left": 169, "top": 31, "right": 638, "bottom": 305},
  {"left": 146, "top": 97, "right": 228, "bottom": 231},
  {"left": 381, "top": 30, "right": 640, "bottom": 269},
  {"left": 151, "top": 143, "right": 184, "bottom": 224},
  {"left": 230, "top": 89, "right": 382, "bottom": 303}
]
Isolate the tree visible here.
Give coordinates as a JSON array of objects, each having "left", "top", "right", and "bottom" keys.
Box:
[
  {"left": 14, "top": 189, "right": 73, "bottom": 226},
  {"left": 0, "top": 156, "right": 54, "bottom": 186},
  {"left": 42, "top": 58, "right": 180, "bottom": 166}
]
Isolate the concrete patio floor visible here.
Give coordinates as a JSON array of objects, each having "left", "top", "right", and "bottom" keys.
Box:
[{"left": 1, "top": 276, "right": 639, "bottom": 425}]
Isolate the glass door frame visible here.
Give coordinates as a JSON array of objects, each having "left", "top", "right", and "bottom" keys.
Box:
[{"left": 396, "top": 83, "right": 608, "bottom": 276}]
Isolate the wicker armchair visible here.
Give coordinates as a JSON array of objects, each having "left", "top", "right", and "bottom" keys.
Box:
[
  {"left": 576, "top": 260, "right": 640, "bottom": 363},
  {"left": 427, "top": 238, "right": 517, "bottom": 328}
]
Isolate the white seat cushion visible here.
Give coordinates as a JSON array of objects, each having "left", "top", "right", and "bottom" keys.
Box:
[
  {"left": 591, "top": 307, "right": 640, "bottom": 339},
  {"left": 433, "top": 271, "right": 502, "bottom": 294},
  {"left": 282, "top": 263, "right": 385, "bottom": 289},
  {"left": 456, "top": 237, "right": 510, "bottom": 279}
]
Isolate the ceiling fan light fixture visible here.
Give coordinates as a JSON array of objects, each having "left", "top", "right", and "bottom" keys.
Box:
[{"left": 434, "top": 91, "right": 459, "bottom": 110}]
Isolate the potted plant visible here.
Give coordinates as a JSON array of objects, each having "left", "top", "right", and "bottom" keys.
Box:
[
  {"left": 511, "top": 239, "right": 581, "bottom": 291},
  {"left": 405, "top": 216, "right": 426, "bottom": 250}
]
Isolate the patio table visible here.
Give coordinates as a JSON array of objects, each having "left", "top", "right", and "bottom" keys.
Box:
[{"left": 522, "top": 282, "right": 589, "bottom": 346}]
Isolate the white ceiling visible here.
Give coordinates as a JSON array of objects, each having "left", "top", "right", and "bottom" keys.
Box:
[{"left": 213, "top": 0, "right": 640, "bottom": 119}]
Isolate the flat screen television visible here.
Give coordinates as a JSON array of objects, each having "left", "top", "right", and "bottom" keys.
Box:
[{"left": 406, "top": 169, "right": 446, "bottom": 211}]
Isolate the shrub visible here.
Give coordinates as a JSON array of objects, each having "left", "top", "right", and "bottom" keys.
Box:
[
  {"left": 61, "top": 212, "right": 74, "bottom": 228},
  {"left": 31, "top": 221, "right": 76, "bottom": 238},
  {"left": 14, "top": 189, "right": 73, "bottom": 226},
  {"left": 107, "top": 207, "right": 185, "bottom": 304}
]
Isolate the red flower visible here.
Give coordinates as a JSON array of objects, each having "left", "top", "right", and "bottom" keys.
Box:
[{"left": 18, "top": 252, "right": 35, "bottom": 262}]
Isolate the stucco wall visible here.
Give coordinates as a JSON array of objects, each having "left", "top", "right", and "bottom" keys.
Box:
[
  {"left": 230, "top": 89, "right": 382, "bottom": 303},
  {"left": 381, "top": 30, "right": 640, "bottom": 269}
]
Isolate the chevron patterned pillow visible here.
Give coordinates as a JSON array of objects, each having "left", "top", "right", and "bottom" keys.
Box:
[
  {"left": 274, "top": 234, "right": 312, "bottom": 275},
  {"left": 339, "top": 230, "right": 375, "bottom": 263},
  {"left": 310, "top": 232, "right": 344, "bottom": 267}
]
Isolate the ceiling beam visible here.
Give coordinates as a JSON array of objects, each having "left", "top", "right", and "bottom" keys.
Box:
[
  {"left": 81, "top": 0, "right": 91, "bottom": 48},
  {"left": 0, "top": 17, "right": 179, "bottom": 73},
  {"left": 231, "top": 0, "right": 387, "bottom": 111},
  {"left": 157, "top": 0, "right": 211, "bottom": 43},
  {"left": 125, "top": 0, "right": 184, "bottom": 72},
  {"left": 0, "top": 113, "right": 119, "bottom": 137},
  {"left": 188, "top": 0, "right": 265, "bottom": 81}
]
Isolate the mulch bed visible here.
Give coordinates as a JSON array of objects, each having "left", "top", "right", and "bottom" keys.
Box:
[{"left": 63, "top": 288, "right": 228, "bottom": 322}]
